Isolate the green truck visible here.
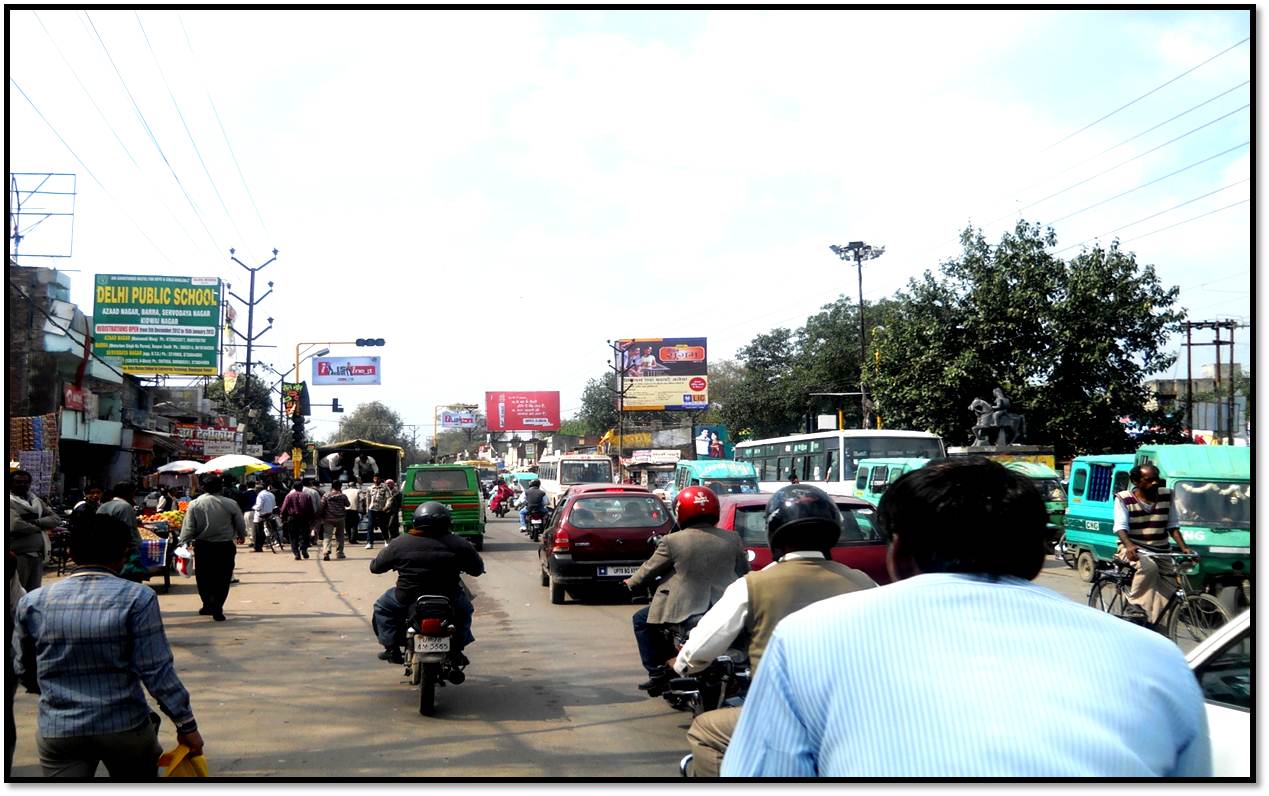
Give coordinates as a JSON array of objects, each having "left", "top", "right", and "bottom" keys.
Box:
[
  {"left": 400, "top": 464, "right": 487, "bottom": 550},
  {"left": 1060, "top": 445, "right": 1250, "bottom": 610}
]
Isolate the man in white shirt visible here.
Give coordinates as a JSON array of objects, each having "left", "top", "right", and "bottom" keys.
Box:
[
  {"left": 251, "top": 484, "right": 278, "bottom": 552},
  {"left": 353, "top": 454, "right": 379, "bottom": 483},
  {"left": 676, "top": 485, "right": 875, "bottom": 777}
]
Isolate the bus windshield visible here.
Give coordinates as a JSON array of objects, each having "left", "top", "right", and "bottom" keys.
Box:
[
  {"left": 1173, "top": 480, "right": 1250, "bottom": 529},
  {"left": 840, "top": 438, "right": 944, "bottom": 479},
  {"left": 561, "top": 461, "right": 613, "bottom": 485}
]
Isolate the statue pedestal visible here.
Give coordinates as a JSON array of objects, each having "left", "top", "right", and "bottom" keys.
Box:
[{"left": 948, "top": 445, "right": 1056, "bottom": 469}]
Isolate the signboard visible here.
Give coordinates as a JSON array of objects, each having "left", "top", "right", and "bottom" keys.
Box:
[
  {"left": 282, "top": 383, "right": 311, "bottom": 417},
  {"left": 63, "top": 386, "right": 86, "bottom": 411},
  {"left": 630, "top": 449, "right": 682, "bottom": 465},
  {"left": 92, "top": 274, "right": 222, "bottom": 376},
  {"left": 693, "top": 424, "right": 734, "bottom": 460},
  {"left": 312, "top": 356, "right": 381, "bottom": 385},
  {"left": 617, "top": 337, "right": 708, "bottom": 411},
  {"left": 440, "top": 410, "right": 477, "bottom": 429},
  {"left": 485, "top": 391, "right": 561, "bottom": 431},
  {"left": 175, "top": 423, "right": 243, "bottom": 458},
  {"left": 244, "top": 443, "right": 264, "bottom": 457}
]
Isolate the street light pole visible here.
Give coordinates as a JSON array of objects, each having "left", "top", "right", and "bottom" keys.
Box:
[{"left": 830, "top": 242, "right": 885, "bottom": 429}]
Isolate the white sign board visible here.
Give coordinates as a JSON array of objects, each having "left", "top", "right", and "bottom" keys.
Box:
[
  {"left": 312, "top": 356, "right": 382, "bottom": 385},
  {"left": 440, "top": 410, "right": 477, "bottom": 429}
]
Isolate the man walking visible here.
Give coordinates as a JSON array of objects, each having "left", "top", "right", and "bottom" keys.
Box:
[
  {"left": 382, "top": 479, "right": 402, "bottom": 541},
  {"left": 252, "top": 482, "right": 278, "bottom": 552},
  {"left": 178, "top": 475, "right": 245, "bottom": 622},
  {"left": 280, "top": 482, "right": 317, "bottom": 560},
  {"left": 319, "top": 483, "right": 350, "bottom": 561},
  {"left": 302, "top": 479, "right": 322, "bottom": 547},
  {"left": 13, "top": 514, "right": 205, "bottom": 777},
  {"left": 70, "top": 485, "right": 104, "bottom": 532},
  {"left": 8, "top": 470, "right": 60, "bottom": 592},
  {"left": 365, "top": 475, "right": 390, "bottom": 550},
  {"left": 722, "top": 457, "right": 1210, "bottom": 777},
  {"left": 98, "top": 483, "right": 146, "bottom": 581},
  {"left": 344, "top": 482, "right": 363, "bottom": 546}
]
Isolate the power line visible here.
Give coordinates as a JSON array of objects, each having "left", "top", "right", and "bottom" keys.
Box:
[
  {"left": 10, "top": 76, "right": 181, "bottom": 270},
  {"left": 178, "top": 14, "right": 271, "bottom": 241},
  {"left": 1041, "top": 36, "right": 1249, "bottom": 152},
  {"left": 7, "top": 277, "right": 126, "bottom": 380},
  {"left": 135, "top": 11, "right": 246, "bottom": 245},
  {"left": 1122, "top": 198, "right": 1248, "bottom": 244},
  {"left": 84, "top": 11, "right": 222, "bottom": 255},
  {"left": 1046, "top": 140, "right": 1248, "bottom": 225}
]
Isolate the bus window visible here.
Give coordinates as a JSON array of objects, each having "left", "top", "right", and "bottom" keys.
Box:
[
  {"left": 777, "top": 458, "right": 789, "bottom": 481},
  {"left": 826, "top": 451, "right": 839, "bottom": 482},
  {"left": 809, "top": 454, "right": 825, "bottom": 482},
  {"left": 792, "top": 456, "right": 805, "bottom": 481}
]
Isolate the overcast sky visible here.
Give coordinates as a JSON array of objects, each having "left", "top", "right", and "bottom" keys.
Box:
[{"left": 8, "top": 9, "right": 1252, "bottom": 442}]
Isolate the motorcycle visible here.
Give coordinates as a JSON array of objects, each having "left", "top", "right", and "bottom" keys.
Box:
[
  {"left": 526, "top": 508, "right": 548, "bottom": 542},
  {"left": 661, "top": 616, "right": 751, "bottom": 716},
  {"left": 490, "top": 492, "right": 513, "bottom": 519},
  {"left": 402, "top": 594, "right": 469, "bottom": 716}
]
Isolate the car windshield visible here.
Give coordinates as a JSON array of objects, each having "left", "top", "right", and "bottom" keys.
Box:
[
  {"left": 733, "top": 504, "right": 881, "bottom": 546},
  {"left": 412, "top": 470, "right": 469, "bottom": 492},
  {"left": 570, "top": 496, "right": 667, "bottom": 528},
  {"left": 561, "top": 461, "right": 613, "bottom": 484},
  {"left": 1036, "top": 478, "right": 1066, "bottom": 503},
  {"left": 1173, "top": 480, "right": 1250, "bottom": 529},
  {"left": 701, "top": 478, "right": 760, "bottom": 495}
]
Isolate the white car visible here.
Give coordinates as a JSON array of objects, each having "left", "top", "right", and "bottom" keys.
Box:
[{"left": 1186, "top": 609, "right": 1250, "bottom": 778}]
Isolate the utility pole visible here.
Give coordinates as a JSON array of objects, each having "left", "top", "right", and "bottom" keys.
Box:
[
  {"left": 226, "top": 247, "right": 277, "bottom": 382},
  {"left": 606, "top": 341, "right": 636, "bottom": 471},
  {"left": 1180, "top": 320, "right": 1245, "bottom": 443},
  {"left": 830, "top": 242, "right": 885, "bottom": 428}
]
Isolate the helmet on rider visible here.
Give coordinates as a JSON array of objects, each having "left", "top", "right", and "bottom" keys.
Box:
[
  {"left": 674, "top": 485, "right": 720, "bottom": 528},
  {"left": 412, "top": 501, "right": 453, "bottom": 532},
  {"left": 530, "top": 479, "right": 541, "bottom": 489},
  {"left": 764, "top": 484, "right": 842, "bottom": 557}
]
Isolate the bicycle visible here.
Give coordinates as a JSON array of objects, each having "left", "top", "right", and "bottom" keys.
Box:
[{"left": 1087, "top": 551, "right": 1230, "bottom": 647}]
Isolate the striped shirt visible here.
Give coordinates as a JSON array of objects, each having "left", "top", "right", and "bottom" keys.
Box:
[
  {"left": 1114, "top": 489, "right": 1178, "bottom": 553},
  {"left": 12, "top": 568, "right": 197, "bottom": 738},
  {"left": 721, "top": 572, "right": 1210, "bottom": 777}
]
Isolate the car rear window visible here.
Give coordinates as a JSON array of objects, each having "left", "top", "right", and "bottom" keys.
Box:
[
  {"left": 570, "top": 496, "right": 666, "bottom": 528},
  {"left": 412, "top": 470, "right": 469, "bottom": 492},
  {"left": 735, "top": 504, "right": 882, "bottom": 546}
]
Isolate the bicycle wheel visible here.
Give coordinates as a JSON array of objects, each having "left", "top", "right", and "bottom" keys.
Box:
[
  {"left": 1088, "top": 578, "right": 1128, "bottom": 617},
  {"left": 1168, "top": 594, "right": 1230, "bottom": 646}
]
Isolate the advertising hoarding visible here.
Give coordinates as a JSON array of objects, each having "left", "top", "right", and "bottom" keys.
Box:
[
  {"left": 282, "top": 383, "right": 311, "bottom": 417},
  {"left": 175, "top": 424, "right": 243, "bottom": 459},
  {"left": 92, "top": 274, "right": 222, "bottom": 376},
  {"left": 617, "top": 337, "right": 708, "bottom": 411},
  {"left": 440, "top": 410, "right": 477, "bottom": 429},
  {"left": 485, "top": 391, "right": 561, "bottom": 432},
  {"left": 312, "top": 356, "right": 381, "bottom": 385},
  {"left": 693, "top": 424, "right": 734, "bottom": 460}
]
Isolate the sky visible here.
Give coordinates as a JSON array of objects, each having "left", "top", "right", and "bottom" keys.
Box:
[{"left": 7, "top": 9, "right": 1253, "bottom": 444}]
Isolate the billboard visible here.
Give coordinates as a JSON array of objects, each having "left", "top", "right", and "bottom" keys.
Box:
[
  {"left": 175, "top": 423, "right": 243, "bottom": 459},
  {"left": 282, "top": 383, "right": 311, "bottom": 417},
  {"left": 312, "top": 356, "right": 381, "bottom": 385},
  {"left": 485, "top": 391, "right": 561, "bottom": 432},
  {"left": 617, "top": 337, "right": 708, "bottom": 411},
  {"left": 693, "top": 424, "right": 734, "bottom": 460},
  {"left": 440, "top": 410, "right": 477, "bottom": 429},
  {"left": 92, "top": 274, "right": 222, "bottom": 375}
]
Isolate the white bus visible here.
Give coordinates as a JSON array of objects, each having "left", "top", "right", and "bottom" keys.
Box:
[
  {"left": 734, "top": 430, "right": 946, "bottom": 497},
  {"left": 536, "top": 453, "right": 614, "bottom": 507}
]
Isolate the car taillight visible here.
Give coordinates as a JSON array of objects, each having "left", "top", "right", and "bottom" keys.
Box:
[
  {"left": 552, "top": 528, "right": 570, "bottom": 553},
  {"left": 418, "top": 618, "right": 446, "bottom": 635}
]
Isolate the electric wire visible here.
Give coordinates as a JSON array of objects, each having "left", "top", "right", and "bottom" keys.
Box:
[
  {"left": 135, "top": 11, "right": 247, "bottom": 245},
  {"left": 7, "top": 278, "right": 127, "bottom": 380},
  {"left": 84, "top": 11, "right": 223, "bottom": 255},
  {"left": 1122, "top": 198, "right": 1248, "bottom": 244},
  {"left": 10, "top": 76, "right": 182, "bottom": 271},
  {"left": 178, "top": 14, "right": 271, "bottom": 241},
  {"left": 1041, "top": 36, "right": 1249, "bottom": 152}
]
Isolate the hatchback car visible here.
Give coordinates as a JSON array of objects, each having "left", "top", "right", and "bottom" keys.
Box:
[
  {"left": 539, "top": 486, "right": 673, "bottom": 604},
  {"left": 717, "top": 493, "right": 891, "bottom": 584}
]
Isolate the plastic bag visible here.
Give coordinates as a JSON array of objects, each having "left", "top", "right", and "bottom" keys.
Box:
[
  {"left": 159, "top": 743, "right": 209, "bottom": 777},
  {"left": 173, "top": 545, "right": 194, "bottom": 577}
]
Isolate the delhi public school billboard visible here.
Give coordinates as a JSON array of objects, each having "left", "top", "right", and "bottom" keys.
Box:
[
  {"left": 617, "top": 337, "right": 708, "bottom": 411},
  {"left": 485, "top": 392, "right": 560, "bottom": 432},
  {"left": 312, "top": 356, "right": 381, "bottom": 385},
  {"left": 92, "top": 274, "right": 222, "bottom": 376}
]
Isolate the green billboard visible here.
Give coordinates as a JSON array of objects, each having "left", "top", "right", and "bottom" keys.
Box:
[{"left": 92, "top": 274, "right": 222, "bottom": 376}]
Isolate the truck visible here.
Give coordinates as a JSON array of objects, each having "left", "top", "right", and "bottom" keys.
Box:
[{"left": 313, "top": 438, "right": 404, "bottom": 485}]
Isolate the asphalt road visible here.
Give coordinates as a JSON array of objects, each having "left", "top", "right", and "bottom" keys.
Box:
[{"left": 8, "top": 519, "right": 1114, "bottom": 778}]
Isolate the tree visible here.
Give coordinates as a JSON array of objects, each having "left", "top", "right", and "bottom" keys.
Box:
[
  {"left": 328, "top": 401, "right": 422, "bottom": 461},
  {"left": 576, "top": 374, "right": 619, "bottom": 437},
  {"left": 722, "top": 328, "right": 803, "bottom": 438},
  {"left": 205, "top": 374, "right": 284, "bottom": 455}
]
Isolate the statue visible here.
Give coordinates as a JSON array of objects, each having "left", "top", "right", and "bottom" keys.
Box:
[{"left": 970, "top": 387, "right": 1026, "bottom": 447}]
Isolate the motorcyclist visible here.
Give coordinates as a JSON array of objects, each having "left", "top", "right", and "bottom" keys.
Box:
[
  {"left": 675, "top": 483, "right": 877, "bottom": 777},
  {"left": 623, "top": 485, "right": 749, "bottom": 696},
  {"left": 490, "top": 478, "right": 515, "bottom": 515},
  {"left": 370, "top": 502, "right": 484, "bottom": 665},
  {"left": 519, "top": 479, "right": 549, "bottom": 532}
]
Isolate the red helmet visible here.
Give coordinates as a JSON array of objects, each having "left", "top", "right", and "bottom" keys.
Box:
[{"left": 674, "top": 485, "right": 720, "bottom": 528}]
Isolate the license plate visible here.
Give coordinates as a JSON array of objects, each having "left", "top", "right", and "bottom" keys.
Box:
[
  {"left": 598, "top": 566, "right": 639, "bottom": 577},
  {"left": 415, "top": 636, "right": 450, "bottom": 653}
]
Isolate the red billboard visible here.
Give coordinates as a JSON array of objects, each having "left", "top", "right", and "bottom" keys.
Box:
[{"left": 485, "top": 391, "right": 561, "bottom": 432}]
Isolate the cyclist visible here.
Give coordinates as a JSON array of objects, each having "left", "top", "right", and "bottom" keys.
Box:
[{"left": 1113, "top": 463, "right": 1195, "bottom": 624}]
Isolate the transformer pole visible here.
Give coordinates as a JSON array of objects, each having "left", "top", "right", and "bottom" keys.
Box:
[{"left": 226, "top": 248, "right": 277, "bottom": 382}]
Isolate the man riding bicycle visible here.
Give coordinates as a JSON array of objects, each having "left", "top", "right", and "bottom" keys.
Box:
[{"left": 1113, "top": 463, "right": 1195, "bottom": 624}]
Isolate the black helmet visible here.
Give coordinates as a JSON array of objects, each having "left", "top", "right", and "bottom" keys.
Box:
[
  {"left": 764, "top": 484, "right": 843, "bottom": 554},
  {"left": 412, "top": 501, "right": 453, "bottom": 532}
]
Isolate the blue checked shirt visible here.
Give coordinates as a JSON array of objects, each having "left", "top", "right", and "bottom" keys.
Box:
[
  {"left": 721, "top": 573, "right": 1211, "bottom": 777},
  {"left": 12, "top": 568, "right": 198, "bottom": 738}
]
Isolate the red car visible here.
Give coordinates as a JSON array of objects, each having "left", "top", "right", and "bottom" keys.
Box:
[
  {"left": 539, "top": 486, "right": 674, "bottom": 604},
  {"left": 717, "top": 494, "right": 891, "bottom": 584}
]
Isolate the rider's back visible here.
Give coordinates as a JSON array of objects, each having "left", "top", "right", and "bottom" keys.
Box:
[{"left": 370, "top": 530, "right": 484, "bottom": 601}]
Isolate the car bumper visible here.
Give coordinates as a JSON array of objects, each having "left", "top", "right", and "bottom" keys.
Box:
[{"left": 547, "top": 554, "right": 647, "bottom": 583}]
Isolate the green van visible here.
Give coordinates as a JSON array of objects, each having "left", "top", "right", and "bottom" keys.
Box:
[
  {"left": 666, "top": 460, "right": 759, "bottom": 506},
  {"left": 852, "top": 458, "right": 930, "bottom": 505},
  {"left": 401, "top": 464, "right": 487, "bottom": 550},
  {"left": 1001, "top": 460, "right": 1067, "bottom": 544},
  {"left": 1061, "top": 446, "right": 1250, "bottom": 600}
]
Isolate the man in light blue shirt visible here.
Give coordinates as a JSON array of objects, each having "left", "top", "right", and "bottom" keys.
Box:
[{"left": 722, "top": 457, "right": 1210, "bottom": 778}]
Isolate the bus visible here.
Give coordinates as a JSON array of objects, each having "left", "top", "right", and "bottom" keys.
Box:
[
  {"left": 536, "top": 453, "right": 614, "bottom": 508},
  {"left": 734, "top": 430, "right": 946, "bottom": 497}
]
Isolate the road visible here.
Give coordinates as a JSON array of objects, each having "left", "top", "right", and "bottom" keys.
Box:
[{"left": 7, "top": 517, "right": 1113, "bottom": 778}]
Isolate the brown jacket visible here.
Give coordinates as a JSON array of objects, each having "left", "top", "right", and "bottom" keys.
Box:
[{"left": 627, "top": 525, "right": 749, "bottom": 625}]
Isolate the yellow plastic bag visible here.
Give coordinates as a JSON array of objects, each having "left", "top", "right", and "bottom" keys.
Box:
[{"left": 159, "top": 743, "right": 209, "bottom": 777}]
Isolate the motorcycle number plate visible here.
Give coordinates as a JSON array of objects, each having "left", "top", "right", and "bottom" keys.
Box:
[
  {"left": 598, "top": 566, "right": 639, "bottom": 577},
  {"left": 415, "top": 636, "right": 451, "bottom": 653}
]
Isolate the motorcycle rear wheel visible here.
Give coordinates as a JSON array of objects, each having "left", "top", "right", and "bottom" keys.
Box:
[{"left": 420, "top": 663, "right": 440, "bottom": 716}]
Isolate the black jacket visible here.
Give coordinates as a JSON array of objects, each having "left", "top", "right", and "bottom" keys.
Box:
[
  {"left": 369, "top": 529, "right": 484, "bottom": 602},
  {"left": 523, "top": 487, "right": 547, "bottom": 511}
]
